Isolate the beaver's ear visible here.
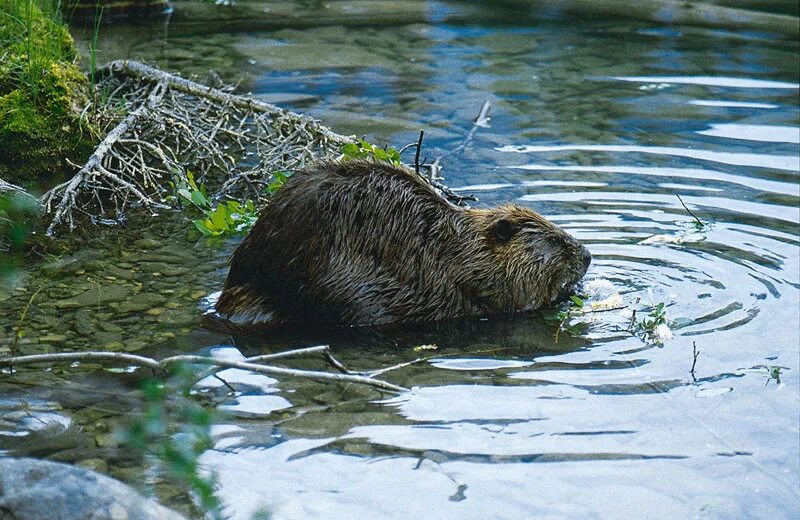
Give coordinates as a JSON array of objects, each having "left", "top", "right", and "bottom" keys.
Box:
[{"left": 489, "top": 219, "right": 519, "bottom": 242}]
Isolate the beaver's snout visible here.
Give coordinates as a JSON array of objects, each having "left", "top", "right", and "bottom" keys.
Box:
[{"left": 580, "top": 245, "right": 592, "bottom": 275}]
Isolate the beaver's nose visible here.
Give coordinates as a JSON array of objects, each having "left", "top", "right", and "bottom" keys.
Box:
[{"left": 580, "top": 245, "right": 592, "bottom": 271}]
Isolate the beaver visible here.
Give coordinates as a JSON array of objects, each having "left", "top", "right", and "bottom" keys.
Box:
[{"left": 216, "top": 159, "right": 591, "bottom": 326}]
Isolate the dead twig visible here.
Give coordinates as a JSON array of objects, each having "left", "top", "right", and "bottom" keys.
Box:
[
  {"left": 690, "top": 341, "right": 699, "bottom": 381},
  {"left": 0, "top": 348, "right": 407, "bottom": 393},
  {"left": 676, "top": 194, "right": 704, "bottom": 228},
  {"left": 414, "top": 130, "right": 424, "bottom": 175},
  {"left": 40, "top": 60, "right": 354, "bottom": 235}
]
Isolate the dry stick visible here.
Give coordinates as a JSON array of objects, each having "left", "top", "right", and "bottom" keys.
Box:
[
  {"left": 41, "top": 82, "right": 171, "bottom": 235},
  {"left": 424, "top": 101, "right": 491, "bottom": 204},
  {"left": 41, "top": 60, "right": 352, "bottom": 235},
  {"left": 243, "top": 345, "right": 330, "bottom": 363},
  {"left": 244, "top": 345, "right": 353, "bottom": 375},
  {"left": 100, "top": 60, "right": 352, "bottom": 146},
  {"left": 676, "top": 194, "right": 704, "bottom": 227},
  {"left": 690, "top": 341, "right": 700, "bottom": 378},
  {"left": 0, "top": 351, "right": 407, "bottom": 393},
  {"left": 414, "top": 130, "right": 424, "bottom": 175},
  {"left": 430, "top": 100, "right": 492, "bottom": 172}
]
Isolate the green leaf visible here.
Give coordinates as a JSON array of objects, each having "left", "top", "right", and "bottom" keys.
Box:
[
  {"left": 342, "top": 143, "right": 360, "bottom": 156},
  {"left": 193, "top": 219, "right": 214, "bottom": 236},
  {"left": 177, "top": 188, "right": 192, "bottom": 202},
  {"left": 569, "top": 295, "right": 584, "bottom": 308},
  {"left": 210, "top": 206, "right": 228, "bottom": 231},
  {"left": 191, "top": 190, "right": 209, "bottom": 210}
]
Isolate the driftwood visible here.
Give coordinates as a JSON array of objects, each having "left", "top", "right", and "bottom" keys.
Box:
[
  {"left": 40, "top": 60, "right": 352, "bottom": 235},
  {"left": 0, "top": 344, "right": 408, "bottom": 393},
  {"left": 499, "top": 0, "right": 798, "bottom": 37}
]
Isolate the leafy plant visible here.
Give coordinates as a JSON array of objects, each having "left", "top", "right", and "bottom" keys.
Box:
[
  {"left": 266, "top": 170, "right": 292, "bottom": 196},
  {"left": 123, "top": 364, "right": 221, "bottom": 519},
  {"left": 173, "top": 171, "right": 259, "bottom": 236},
  {"left": 193, "top": 199, "right": 259, "bottom": 236},
  {"left": 341, "top": 138, "right": 402, "bottom": 165},
  {"left": 554, "top": 295, "right": 586, "bottom": 342},
  {"left": 633, "top": 302, "right": 672, "bottom": 344},
  {"left": 765, "top": 365, "right": 782, "bottom": 385}
]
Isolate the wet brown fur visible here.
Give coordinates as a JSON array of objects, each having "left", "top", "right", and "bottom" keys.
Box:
[{"left": 216, "top": 160, "right": 590, "bottom": 326}]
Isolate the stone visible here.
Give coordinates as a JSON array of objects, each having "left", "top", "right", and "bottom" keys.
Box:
[
  {"left": 0, "top": 457, "right": 187, "bottom": 520},
  {"left": 40, "top": 250, "right": 100, "bottom": 278},
  {"left": 38, "top": 334, "right": 68, "bottom": 344},
  {"left": 57, "top": 284, "right": 133, "bottom": 309},
  {"left": 116, "top": 293, "right": 168, "bottom": 314},
  {"left": 73, "top": 309, "right": 95, "bottom": 336},
  {"left": 155, "top": 310, "right": 198, "bottom": 328},
  {"left": 132, "top": 238, "right": 162, "bottom": 249}
]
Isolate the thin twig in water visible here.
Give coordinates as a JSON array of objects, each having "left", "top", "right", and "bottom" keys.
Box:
[
  {"left": 414, "top": 130, "right": 424, "bottom": 175},
  {"left": 676, "top": 194, "right": 703, "bottom": 227},
  {"left": 0, "top": 349, "right": 407, "bottom": 393},
  {"left": 431, "top": 100, "right": 492, "bottom": 168},
  {"left": 368, "top": 347, "right": 508, "bottom": 378},
  {"left": 627, "top": 309, "right": 637, "bottom": 333},
  {"left": 690, "top": 341, "right": 699, "bottom": 380}
]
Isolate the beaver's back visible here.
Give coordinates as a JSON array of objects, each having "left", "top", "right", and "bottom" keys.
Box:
[{"left": 217, "top": 160, "right": 479, "bottom": 325}]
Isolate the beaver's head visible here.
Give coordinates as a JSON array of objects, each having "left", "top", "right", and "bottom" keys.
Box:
[{"left": 471, "top": 204, "right": 591, "bottom": 311}]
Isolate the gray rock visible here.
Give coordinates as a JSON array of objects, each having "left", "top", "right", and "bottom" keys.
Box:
[
  {"left": 116, "top": 293, "right": 168, "bottom": 314},
  {"left": 132, "top": 238, "right": 162, "bottom": 249},
  {"left": 0, "top": 457, "right": 187, "bottom": 520},
  {"left": 40, "top": 250, "right": 100, "bottom": 278},
  {"left": 73, "top": 309, "right": 96, "bottom": 336},
  {"left": 56, "top": 284, "right": 133, "bottom": 309}
]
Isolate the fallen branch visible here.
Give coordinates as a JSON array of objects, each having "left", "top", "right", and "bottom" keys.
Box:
[
  {"left": 41, "top": 82, "right": 171, "bottom": 235},
  {"left": 0, "top": 347, "right": 407, "bottom": 393},
  {"left": 39, "top": 60, "right": 354, "bottom": 235},
  {"left": 101, "top": 60, "right": 350, "bottom": 147}
]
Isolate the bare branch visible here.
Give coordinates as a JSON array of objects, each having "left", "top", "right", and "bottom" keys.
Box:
[{"left": 0, "top": 347, "right": 407, "bottom": 393}]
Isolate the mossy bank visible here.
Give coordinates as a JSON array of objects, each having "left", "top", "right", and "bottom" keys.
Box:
[{"left": 0, "top": 0, "right": 93, "bottom": 182}]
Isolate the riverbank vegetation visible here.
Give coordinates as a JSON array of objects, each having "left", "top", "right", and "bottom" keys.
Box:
[{"left": 0, "top": 0, "right": 94, "bottom": 181}]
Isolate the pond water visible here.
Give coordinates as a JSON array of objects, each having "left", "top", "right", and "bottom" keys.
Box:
[{"left": 3, "top": 2, "right": 799, "bottom": 519}]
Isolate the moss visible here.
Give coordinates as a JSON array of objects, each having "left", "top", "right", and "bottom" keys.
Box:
[{"left": 0, "top": 0, "right": 93, "bottom": 181}]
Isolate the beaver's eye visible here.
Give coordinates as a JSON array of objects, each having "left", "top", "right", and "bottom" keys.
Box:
[{"left": 489, "top": 219, "right": 519, "bottom": 242}]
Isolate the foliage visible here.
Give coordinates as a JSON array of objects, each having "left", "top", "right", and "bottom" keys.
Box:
[
  {"left": 553, "top": 295, "right": 588, "bottom": 341},
  {"left": 633, "top": 302, "right": 672, "bottom": 344},
  {"left": 174, "top": 171, "right": 259, "bottom": 236},
  {"left": 765, "top": 365, "right": 782, "bottom": 385},
  {"left": 123, "top": 364, "right": 222, "bottom": 519},
  {"left": 341, "top": 138, "right": 402, "bottom": 165},
  {"left": 265, "top": 170, "right": 292, "bottom": 196},
  {"left": 0, "top": 0, "right": 93, "bottom": 180}
]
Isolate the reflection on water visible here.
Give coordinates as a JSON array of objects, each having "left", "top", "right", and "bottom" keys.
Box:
[{"left": 36, "top": 2, "right": 800, "bottom": 518}]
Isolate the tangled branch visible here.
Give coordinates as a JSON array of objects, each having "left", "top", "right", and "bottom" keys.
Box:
[{"left": 40, "top": 60, "right": 353, "bottom": 235}]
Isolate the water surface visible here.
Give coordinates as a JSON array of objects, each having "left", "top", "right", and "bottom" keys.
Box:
[{"left": 4, "top": 2, "right": 799, "bottom": 518}]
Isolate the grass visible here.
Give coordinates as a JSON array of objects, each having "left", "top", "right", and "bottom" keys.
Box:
[{"left": 0, "top": 0, "right": 93, "bottom": 180}]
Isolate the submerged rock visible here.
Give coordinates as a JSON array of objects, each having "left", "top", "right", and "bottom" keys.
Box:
[
  {"left": 0, "top": 457, "right": 187, "bottom": 520},
  {"left": 55, "top": 284, "right": 133, "bottom": 309}
]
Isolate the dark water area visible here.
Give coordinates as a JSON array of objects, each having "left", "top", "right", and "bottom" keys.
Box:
[{"left": 2, "top": 2, "right": 798, "bottom": 518}]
